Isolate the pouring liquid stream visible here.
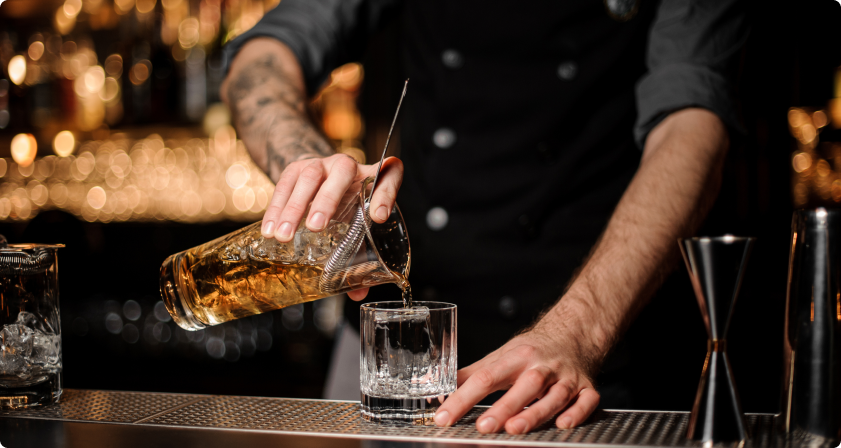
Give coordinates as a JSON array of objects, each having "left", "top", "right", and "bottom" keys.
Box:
[{"left": 391, "top": 271, "right": 413, "bottom": 309}]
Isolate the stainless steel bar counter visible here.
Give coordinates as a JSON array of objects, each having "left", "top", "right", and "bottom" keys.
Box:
[{"left": 0, "top": 389, "right": 820, "bottom": 448}]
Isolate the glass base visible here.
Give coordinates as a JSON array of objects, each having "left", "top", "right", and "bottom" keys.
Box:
[
  {"left": 360, "top": 393, "right": 448, "bottom": 426},
  {"left": 159, "top": 253, "right": 206, "bottom": 331},
  {"left": 0, "top": 372, "right": 61, "bottom": 409}
]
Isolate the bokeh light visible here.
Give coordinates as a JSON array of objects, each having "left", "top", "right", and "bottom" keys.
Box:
[
  {"left": 136, "top": 0, "right": 157, "bottom": 14},
  {"left": 104, "top": 54, "right": 123, "bottom": 77},
  {"left": 54, "top": 8, "right": 77, "bottom": 34},
  {"left": 129, "top": 61, "right": 151, "bottom": 85},
  {"left": 2, "top": 132, "right": 272, "bottom": 222},
  {"left": 28, "top": 41, "right": 45, "bottom": 61},
  {"left": 54, "top": 131, "right": 77, "bottom": 157},
  {"left": 63, "top": 0, "right": 83, "bottom": 17},
  {"left": 8, "top": 55, "right": 27, "bottom": 86},
  {"left": 793, "top": 152, "right": 812, "bottom": 173},
  {"left": 11, "top": 134, "right": 37, "bottom": 167},
  {"left": 99, "top": 77, "right": 119, "bottom": 102},
  {"left": 114, "top": 0, "right": 135, "bottom": 14},
  {"left": 225, "top": 163, "right": 249, "bottom": 189},
  {"left": 178, "top": 18, "right": 200, "bottom": 49},
  {"left": 84, "top": 66, "right": 106, "bottom": 93},
  {"left": 87, "top": 186, "right": 107, "bottom": 209},
  {"left": 813, "top": 110, "right": 828, "bottom": 129}
]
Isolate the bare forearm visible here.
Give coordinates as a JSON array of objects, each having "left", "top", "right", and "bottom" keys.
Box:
[
  {"left": 534, "top": 108, "right": 729, "bottom": 374},
  {"left": 221, "top": 38, "right": 332, "bottom": 182}
]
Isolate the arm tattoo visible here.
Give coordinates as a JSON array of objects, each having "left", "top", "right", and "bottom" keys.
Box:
[{"left": 227, "top": 54, "right": 333, "bottom": 181}]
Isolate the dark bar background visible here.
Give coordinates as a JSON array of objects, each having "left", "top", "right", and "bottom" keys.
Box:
[{"left": 1, "top": 0, "right": 840, "bottom": 413}]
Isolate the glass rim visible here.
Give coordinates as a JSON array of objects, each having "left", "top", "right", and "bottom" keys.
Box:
[
  {"left": 361, "top": 301, "right": 456, "bottom": 311},
  {"left": 680, "top": 235, "right": 755, "bottom": 243},
  {"left": 358, "top": 177, "right": 411, "bottom": 279},
  {"left": 0, "top": 243, "right": 65, "bottom": 251}
]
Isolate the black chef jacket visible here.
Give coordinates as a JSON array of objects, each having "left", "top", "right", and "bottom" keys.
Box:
[{"left": 223, "top": 0, "right": 748, "bottom": 390}]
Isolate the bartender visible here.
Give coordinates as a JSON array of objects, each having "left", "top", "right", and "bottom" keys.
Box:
[{"left": 221, "top": 0, "right": 748, "bottom": 435}]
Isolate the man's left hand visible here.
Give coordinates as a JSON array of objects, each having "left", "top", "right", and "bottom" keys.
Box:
[{"left": 433, "top": 327, "right": 600, "bottom": 434}]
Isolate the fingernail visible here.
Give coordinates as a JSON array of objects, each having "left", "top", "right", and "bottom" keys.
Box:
[
  {"left": 477, "top": 416, "right": 497, "bottom": 433},
  {"left": 308, "top": 212, "right": 325, "bottom": 230},
  {"left": 510, "top": 419, "right": 528, "bottom": 434},
  {"left": 261, "top": 220, "right": 276, "bottom": 237},
  {"left": 276, "top": 222, "right": 294, "bottom": 240},
  {"left": 558, "top": 417, "right": 572, "bottom": 429},
  {"left": 375, "top": 206, "right": 388, "bottom": 221},
  {"left": 434, "top": 410, "right": 449, "bottom": 426}
]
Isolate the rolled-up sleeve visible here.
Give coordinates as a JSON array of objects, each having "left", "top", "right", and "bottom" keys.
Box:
[
  {"left": 634, "top": 0, "right": 749, "bottom": 147},
  {"left": 221, "top": 0, "right": 398, "bottom": 95}
]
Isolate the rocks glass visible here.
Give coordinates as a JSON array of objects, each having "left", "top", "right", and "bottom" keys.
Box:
[
  {"left": 360, "top": 301, "right": 457, "bottom": 425},
  {"left": 0, "top": 242, "right": 64, "bottom": 409}
]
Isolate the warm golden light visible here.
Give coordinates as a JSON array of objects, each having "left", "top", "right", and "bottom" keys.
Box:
[
  {"left": 73, "top": 75, "right": 89, "bottom": 97},
  {"left": 136, "top": 0, "right": 157, "bottom": 14},
  {"left": 114, "top": 0, "right": 135, "bottom": 14},
  {"left": 788, "top": 108, "right": 809, "bottom": 128},
  {"left": 793, "top": 152, "right": 812, "bottom": 173},
  {"left": 799, "top": 124, "right": 817, "bottom": 145},
  {"left": 104, "top": 54, "right": 123, "bottom": 77},
  {"left": 18, "top": 162, "right": 35, "bottom": 178},
  {"left": 817, "top": 159, "right": 832, "bottom": 177},
  {"left": 331, "top": 63, "right": 363, "bottom": 90},
  {"left": 832, "top": 180, "right": 841, "bottom": 203},
  {"left": 129, "top": 61, "right": 151, "bottom": 85},
  {"left": 54, "top": 131, "right": 76, "bottom": 157},
  {"left": 87, "top": 186, "right": 107, "bottom": 209},
  {"left": 1, "top": 132, "right": 275, "bottom": 223},
  {"left": 50, "top": 183, "right": 69, "bottom": 206},
  {"left": 203, "top": 189, "right": 226, "bottom": 214},
  {"left": 11, "top": 134, "right": 37, "bottom": 167},
  {"left": 30, "top": 183, "right": 49, "bottom": 207},
  {"left": 84, "top": 66, "right": 106, "bottom": 93},
  {"left": 203, "top": 103, "right": 231, "bottom": 137},
  {"left": 54, "top": 8, "right": 77, "bottom": 34},
  {"left": 813, "top": 110, "right": 828, "bottom": 129},
  {"left": 100, "top": 77, "right": 120, "bottom": 102},
  {"left": 28, "top": 42, "right": 45, "bottom": 61},
  {"left": 179, "top": 18, "right": 200, "bottom": 49},
  {"left": 225, "top": 163, "right": 249, "bottom": 189},
  {"left": 181, "top": 191, "right": 202, "bottom": 216},
  {"left": 161, "top": 0, "right": 182, "bottom": 9},
  {"left": 793, "top": 182, "right": 808, "bottom": 206},
  {"left": 323, "top": 109, "right": 362, "bottom": 140},
  {"left": 8, "top": 55, "right": 27, "bottom": 86},
  {"left": 63, "top": 0, "right": 83, "bottom": 17}
]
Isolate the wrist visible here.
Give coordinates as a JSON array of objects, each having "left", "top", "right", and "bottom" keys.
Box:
[{"left": 532, "top": 280, "right": 616, "bottom": 375}]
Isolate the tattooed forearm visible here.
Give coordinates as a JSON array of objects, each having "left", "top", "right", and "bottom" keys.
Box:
[{"left": 226, "top": 52, "right": 333, "bottom": 181}]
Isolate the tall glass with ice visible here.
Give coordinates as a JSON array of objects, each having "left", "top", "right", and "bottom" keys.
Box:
[
  {"left": 360, "top": 301, "right": 457, "bottom": 425},
  {"left": 160, "top": 178, "right": 410, "bottom": 330},
  {"left": 0, "top": 242, "right": 64, "bottom": 409}
]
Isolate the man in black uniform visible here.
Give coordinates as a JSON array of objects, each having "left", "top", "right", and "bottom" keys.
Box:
[{"left": 221, "top": 0, "right": 747, "bottom": 434}]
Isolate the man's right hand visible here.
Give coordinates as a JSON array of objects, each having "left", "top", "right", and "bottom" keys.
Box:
[
  {"left": 261, "top": 154, "right": 403, "bottom": 302},
  {"left": 261, "top": 154, "right": 404, "bottom": 242}
]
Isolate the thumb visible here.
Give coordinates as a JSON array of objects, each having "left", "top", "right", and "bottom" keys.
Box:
[{"left": 369, "top": 157, "right": 404, "bottom": 223}]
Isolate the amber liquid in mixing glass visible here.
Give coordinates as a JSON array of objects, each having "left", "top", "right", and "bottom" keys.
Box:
[
  {"left": 171, "top": 239, "right": 400, "bottom": 326},
  {"left": 175, "top": 251, "right": 325, "bottom": 325}
]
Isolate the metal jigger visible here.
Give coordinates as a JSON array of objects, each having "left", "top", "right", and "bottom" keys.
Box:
[{"left": 679, "top": 236, "right": 755, "bottom": 445}]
